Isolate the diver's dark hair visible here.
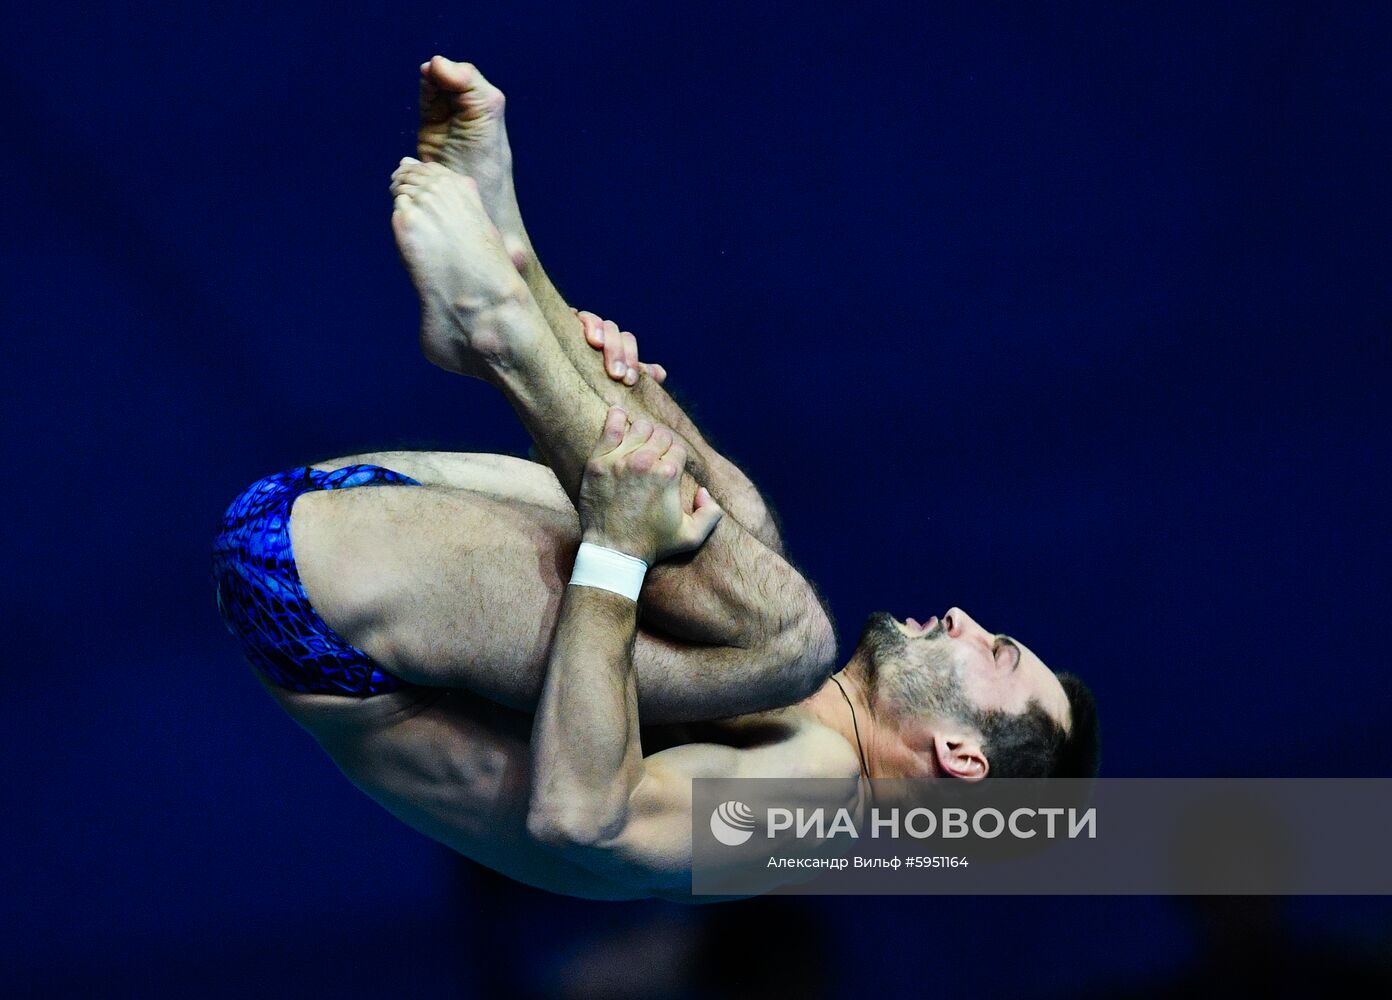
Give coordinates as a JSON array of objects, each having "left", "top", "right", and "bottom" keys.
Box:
[{"left": 973, "top": 672, "right": 1100, "bottom": 779}]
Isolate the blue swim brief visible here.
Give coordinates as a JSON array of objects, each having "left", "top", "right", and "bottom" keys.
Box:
[{"left": 212, "top": 464, "right": 421, "bottom": 697}]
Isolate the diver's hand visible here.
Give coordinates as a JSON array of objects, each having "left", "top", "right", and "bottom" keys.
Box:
[
  {"left": 573, "top": 309, "right": 668, "bottom": 387},
  {"left": 578, "top": 406, "right": 721, "bottom": 563}
]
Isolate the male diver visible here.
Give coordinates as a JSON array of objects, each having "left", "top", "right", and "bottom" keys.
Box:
[{"left": 213, "top": 57, "right": 1098, "bottom": 901}]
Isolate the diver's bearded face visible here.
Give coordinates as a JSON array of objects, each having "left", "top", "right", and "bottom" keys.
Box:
[{"left": 857, "top": 612, "right": 973, "bottom": 721}]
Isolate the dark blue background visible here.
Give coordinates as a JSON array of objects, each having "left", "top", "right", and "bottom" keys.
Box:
[{"left": 4, "top": 2, "right": 1389, "bottom": 996}]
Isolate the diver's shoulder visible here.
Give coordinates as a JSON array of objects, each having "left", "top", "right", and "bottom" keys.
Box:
[
  {"left": 679, "top": 709, "right": 860, "bottom": 779},
  {"left": 783, "top": 713, "right": 863, "bottom": 780}
]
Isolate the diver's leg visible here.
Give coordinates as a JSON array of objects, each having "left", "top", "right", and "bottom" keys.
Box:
[{"left": 416, "top": 56, "right": 785, "bottom": 552}]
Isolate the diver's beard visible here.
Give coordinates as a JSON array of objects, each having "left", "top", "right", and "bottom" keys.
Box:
[
  {"left": 857, "top": 612, "right": 973, "bottom": 720},
  {"left": 855, "top": 612, "right": 908, "bottom": 688}
]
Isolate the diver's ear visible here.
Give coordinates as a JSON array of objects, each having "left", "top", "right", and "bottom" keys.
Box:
[{"left": 933, "top": 731, "right": 989, "bottom": 782}]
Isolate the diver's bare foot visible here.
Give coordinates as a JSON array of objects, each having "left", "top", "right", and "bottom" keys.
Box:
[
  {"left": 390, "top": 159, "right": 537, "bottom": 378},
  {"left": 418, "top": 56, "right": 529, "bottom": 269}
]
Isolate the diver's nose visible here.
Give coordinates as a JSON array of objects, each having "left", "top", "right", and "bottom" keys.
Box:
[{"left": 943, "top": 607, "right": 980, "bottom": 639}]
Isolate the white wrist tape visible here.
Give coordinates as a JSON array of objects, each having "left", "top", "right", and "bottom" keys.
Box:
[{"left": 569, "top": 542, "right": 648, "bottom": 601}]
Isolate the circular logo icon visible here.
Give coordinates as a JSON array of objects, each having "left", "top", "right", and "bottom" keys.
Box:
[{"left": 710, "top": 800, "right": 756, "bottom": 846}]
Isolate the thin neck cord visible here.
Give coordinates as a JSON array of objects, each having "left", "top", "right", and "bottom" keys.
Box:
[{"left": 830, "top": 674, "right": 871, "bottom": 781}]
